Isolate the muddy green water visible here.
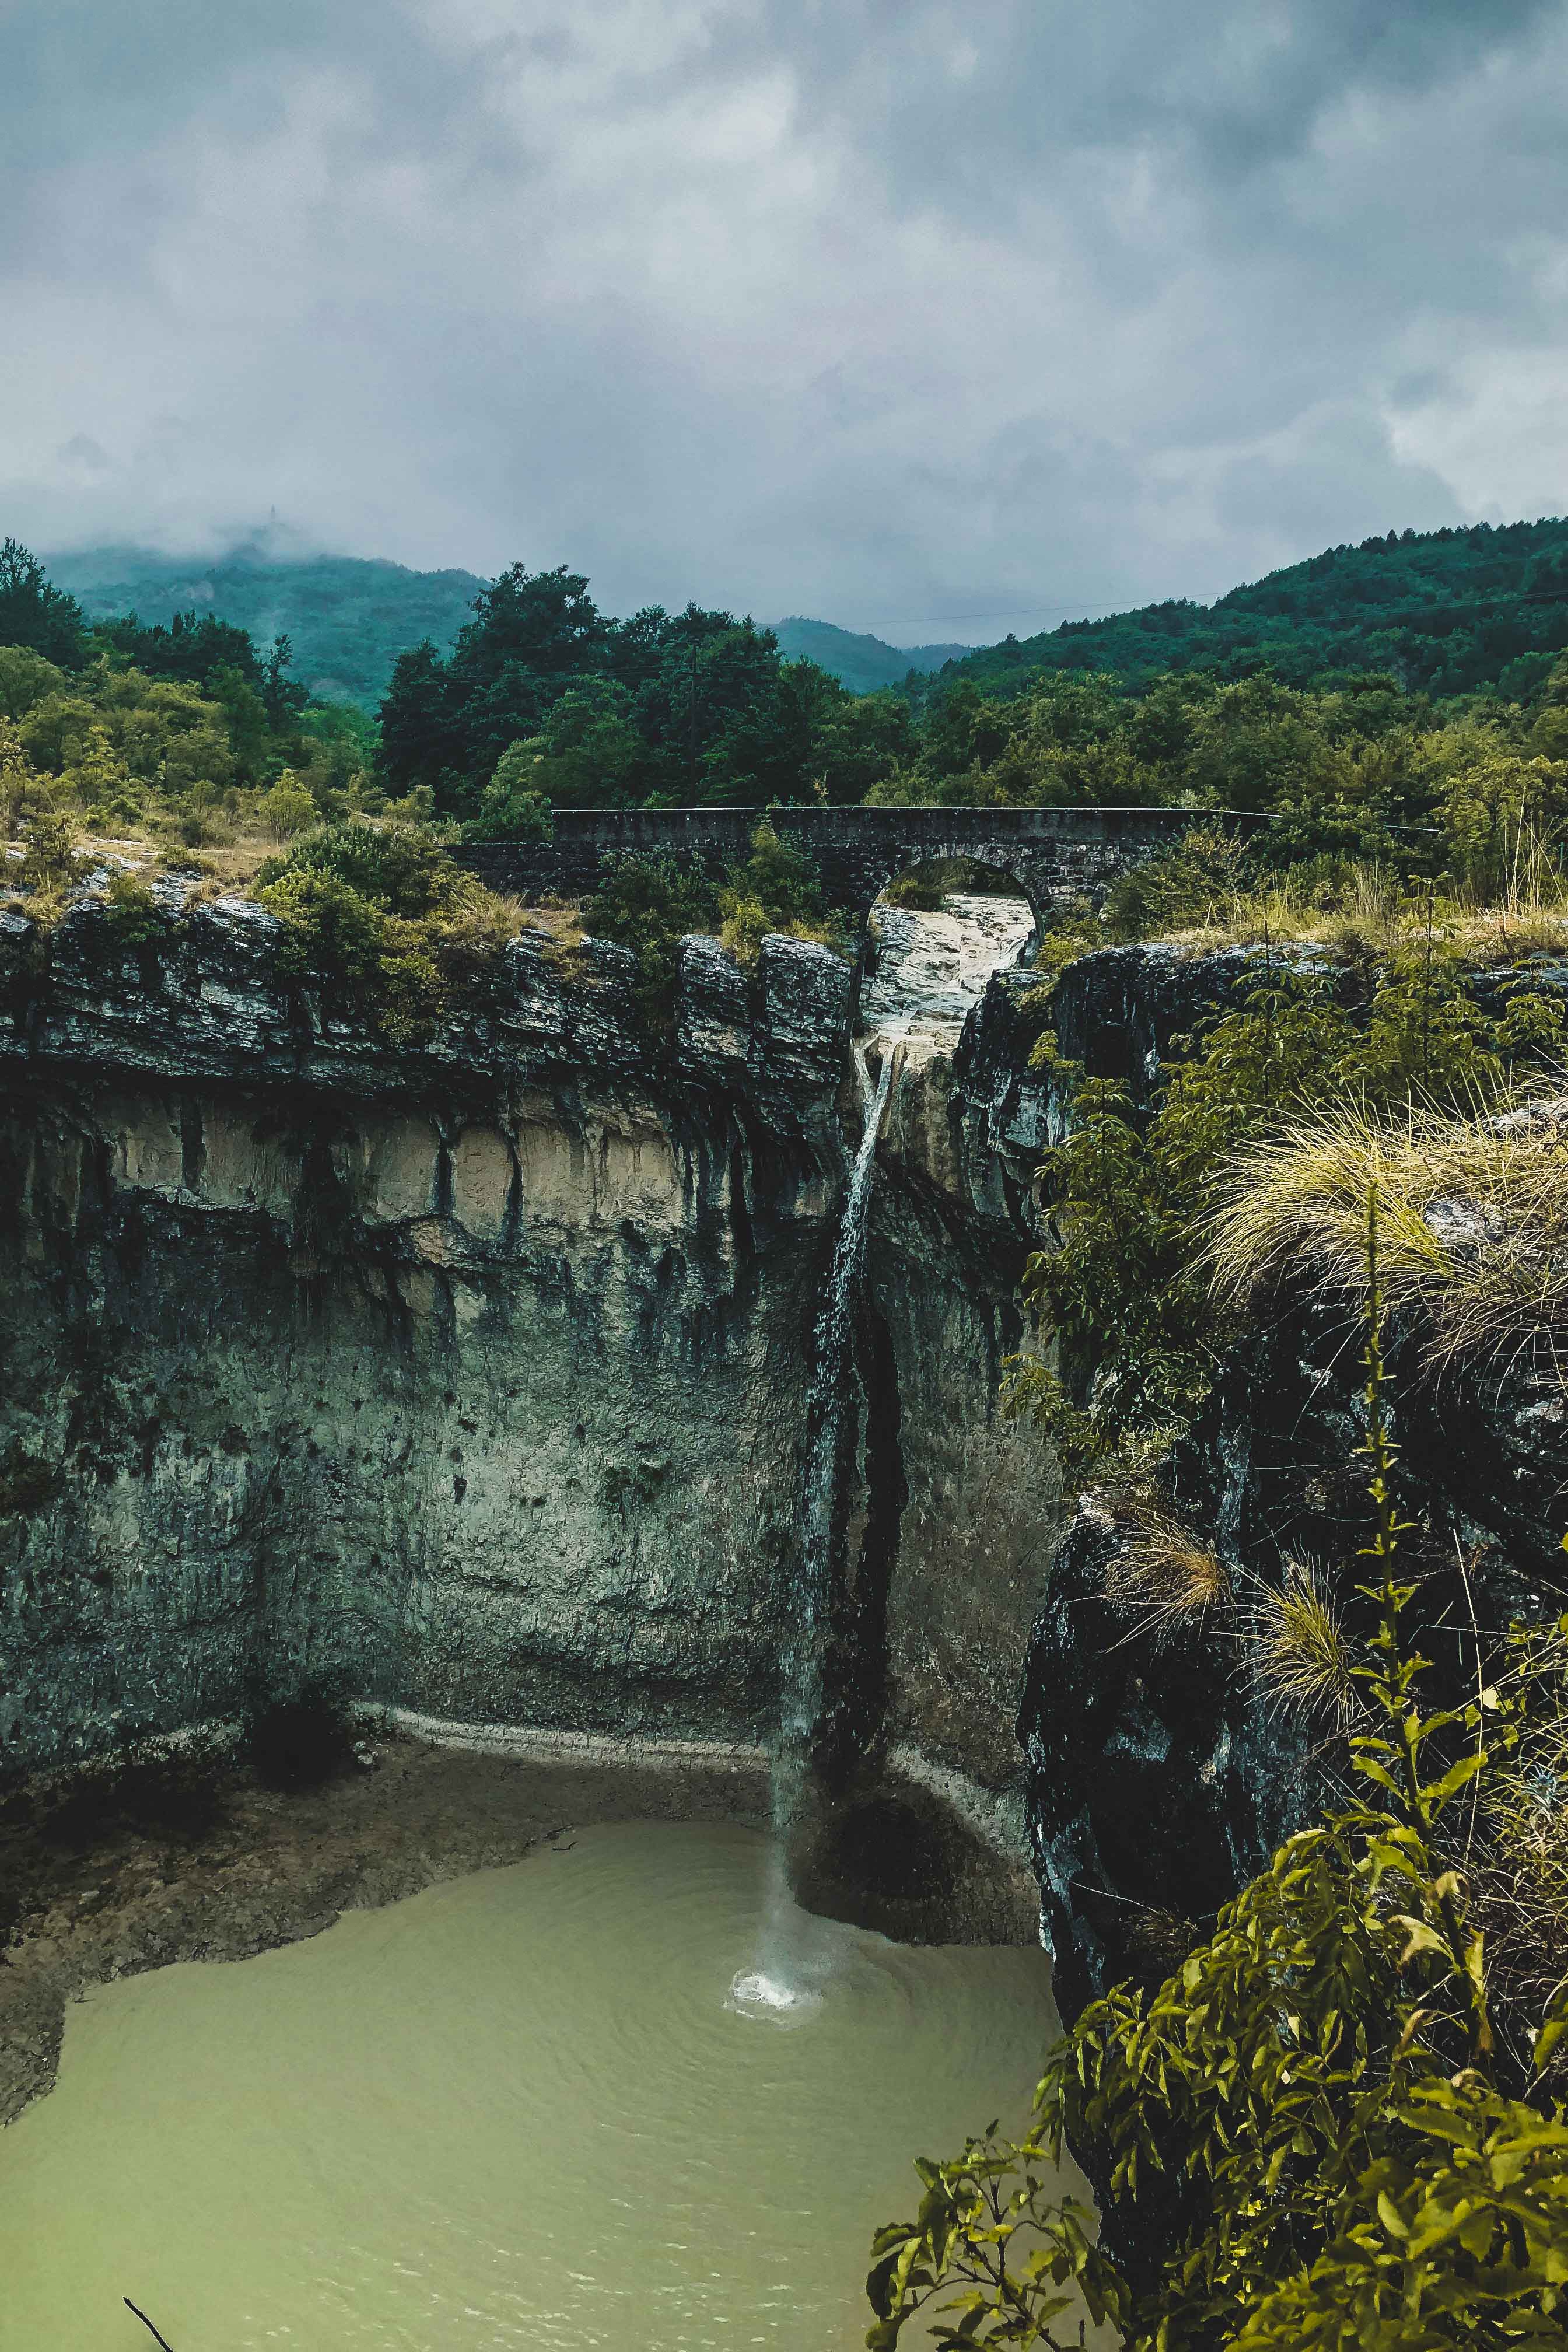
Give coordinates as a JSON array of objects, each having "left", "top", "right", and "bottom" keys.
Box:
[{"left": 0, "top": 1820, "right": 1068, "bottom": 2350}]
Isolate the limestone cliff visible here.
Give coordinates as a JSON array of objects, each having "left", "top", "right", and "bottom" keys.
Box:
[{"left": 0, "top": 887, "right": 1051, "bottom": 1936}]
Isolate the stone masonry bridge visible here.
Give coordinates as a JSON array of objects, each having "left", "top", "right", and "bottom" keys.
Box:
[{"left": 455, "top": 805, "right": 1270, "bottom": 927}]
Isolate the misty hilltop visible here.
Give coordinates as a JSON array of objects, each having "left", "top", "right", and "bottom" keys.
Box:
[
  {"left": 41, "top": 543, "right": 488, "bottom": 709},
  {"left": 41, "top": 544, "right": 970, "bottom": 708},
  {"left": 35, "top": 512, "right": 1568, "bottom": 724}
]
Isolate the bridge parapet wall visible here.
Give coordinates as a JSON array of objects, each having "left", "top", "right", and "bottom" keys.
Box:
[{"left": 454, "top": 806, "right": 1270, "bottom": 922}]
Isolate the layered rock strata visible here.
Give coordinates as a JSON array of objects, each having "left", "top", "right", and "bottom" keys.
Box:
[{"left": 1, "top": 889, "right": 1051, "bottom": 1946}]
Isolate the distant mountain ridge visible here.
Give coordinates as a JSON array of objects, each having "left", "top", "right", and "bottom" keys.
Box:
[
  {"left": 768, "top": 616, "right": 973, "bottom": 692},
  {"left": 43, "top": 544, "right": 488, "bottom": 708},
  {"left": 41, "top": 545, "right": 970, "bottom": 707}
]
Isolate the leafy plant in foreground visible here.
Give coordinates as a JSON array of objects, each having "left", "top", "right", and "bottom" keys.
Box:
[{"left": 868, "top": 1191, "right": 1568, "bottom": 2350}]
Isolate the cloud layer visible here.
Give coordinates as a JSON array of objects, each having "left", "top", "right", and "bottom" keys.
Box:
[{"left": 5, "top": 1, "right": 1568, "bottom": 635}]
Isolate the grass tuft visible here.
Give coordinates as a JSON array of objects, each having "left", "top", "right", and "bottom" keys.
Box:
[
  {"left": 1249, "top": 1560, "right": 1354, "bottom": 1725},
  {"left": 1104, "top": 1506, "right": 1231, "bottom": 1628},
  {"left": 1207, "top": 1100, "right": 1568, "bottom": 1377}
]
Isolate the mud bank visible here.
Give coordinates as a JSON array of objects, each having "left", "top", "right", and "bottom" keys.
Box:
[{"left": 0, "top": 1730, "right": 771, "bottom": 2125}]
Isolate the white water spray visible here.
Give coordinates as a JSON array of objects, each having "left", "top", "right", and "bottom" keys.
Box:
[{"left": 729, "top": 1032, "right": 905, "bottom": 2023}]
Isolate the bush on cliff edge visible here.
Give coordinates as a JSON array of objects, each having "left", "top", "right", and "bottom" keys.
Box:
[{"left": 255, "top": 818, "right": 523, "bottom": 1049}]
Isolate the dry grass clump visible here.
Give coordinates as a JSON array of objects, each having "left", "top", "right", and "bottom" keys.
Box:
[
  {"left": 1181, "top": 864, "right": 1407, "bottom": 957},
  {"left": 1249, "top": 1559, "right": 1354, "bottom": 1726},
  {"left": 1104, "top": 1506, "right": 1231, "bottom": 1629},
  {"left": 1150, "top": 856, "right": 1568, "bottom": 967},
  {"left": 1208, "top": 1102, "right": 1568, "bottom": 1376}
]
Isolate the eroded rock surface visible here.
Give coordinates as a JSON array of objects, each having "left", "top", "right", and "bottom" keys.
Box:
[{"left": 1, "top": 900, "right": 1052, "bottom": 1929}]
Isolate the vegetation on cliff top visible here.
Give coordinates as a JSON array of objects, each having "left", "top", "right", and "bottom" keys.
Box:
[
  {"left": 1006, "top": 902, "right": 1568, "bottom": 1483},
  {"left": 10, "top": 527, "right": 1568, "bottom": 933}
]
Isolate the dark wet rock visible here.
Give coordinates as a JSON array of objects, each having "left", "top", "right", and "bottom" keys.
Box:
[{"left": 1021, "top": 1276, "right": 1568, "bottom": 2020}]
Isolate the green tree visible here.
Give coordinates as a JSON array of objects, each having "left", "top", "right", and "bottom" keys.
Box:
[
  {"left": 204, "top": 662, "right": 274, "bottom": 783},
  {"left": 95, "top": 606, "right": 263, "bottom": 690},
  {"left": 1184, "top": 674, "right": 1352, "bottom": 816},
  {"left": 465, "top": 738, "right": 555, "bottom": 842},
  {"left": 62, "top": 724, "right": 139, "bottom": 827},
  {"left": 260, "top": 772, "right": 320, "bottom": 841},
  {"left": 0, "top": 645, "right": 69, "bottom": 720},
  {"left": 529, "top": 680, "right": 642, "bottom": 804},
  {"left": 0, "top": 540, "right": 86, "bottom": 669},
  {"left": 812, "top": 690, "right": 919, "bottom": 803},
  {"left": 1433, "top": 741, "right": 1568, "bottom": 898}
]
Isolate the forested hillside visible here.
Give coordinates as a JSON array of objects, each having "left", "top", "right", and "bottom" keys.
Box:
[
  {"left": 936, "top": 515, "right": 1568, "bottom": 702},
  {"left": 42, "top": 542, "right": 486, "bottom": 708}
]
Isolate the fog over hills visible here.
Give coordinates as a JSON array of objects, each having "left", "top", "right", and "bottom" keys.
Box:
[
  {"left": 41, "top": 541, "right": 973, "bottom": 705},
  {"left": 768, "top": 619, "right": 974, "bottom": 694}
]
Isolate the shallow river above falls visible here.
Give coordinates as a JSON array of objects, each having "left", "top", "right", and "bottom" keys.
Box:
[{"left": 0, "top": 1819, "right": 1066, "bottom": 2350}]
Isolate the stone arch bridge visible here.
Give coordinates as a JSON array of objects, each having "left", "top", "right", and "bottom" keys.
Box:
[{"left": 454, "top": 805, "right": 1269, "bottom": 928}]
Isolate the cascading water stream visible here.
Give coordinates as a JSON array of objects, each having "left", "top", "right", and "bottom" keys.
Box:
[{"left": 729, "top": 1030, "right": 905, "bottom": 2022}]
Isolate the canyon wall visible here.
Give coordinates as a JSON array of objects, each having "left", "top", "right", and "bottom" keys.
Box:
[{"left": 0, "top": 888, "right": 1051, "bottom": 1938}]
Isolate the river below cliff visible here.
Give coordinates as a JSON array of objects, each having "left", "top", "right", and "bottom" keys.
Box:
[{"left": 0, "top": 1819, "right": 1063, "bottom": 2350}]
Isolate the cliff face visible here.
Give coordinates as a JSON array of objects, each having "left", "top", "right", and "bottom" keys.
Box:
[
  {"left": 998, "top": 941, "right": 1568, "bottom": 2016},
  {"left": 0, "top": 890, "right": 1050, "bottom": 1924},
  {"left": 1021, "top": 1292, "right": 1568, "bottom": 2016}
]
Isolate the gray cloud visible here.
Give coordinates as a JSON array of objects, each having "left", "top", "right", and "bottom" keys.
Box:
[{"left": 5, "top": 0, "right": 1568, "bottom": 636}]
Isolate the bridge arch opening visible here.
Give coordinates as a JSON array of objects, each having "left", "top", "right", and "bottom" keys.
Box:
[
  {"left": 876, "top": 853, "right": 1032, "bottom": 921},
  {"left": 860, "top": 856, "right": 1039, "bottom": 1033}
]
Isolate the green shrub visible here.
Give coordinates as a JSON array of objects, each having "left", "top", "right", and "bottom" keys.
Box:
[
  {"left": 258, "top": 818, "right": 457, "bottom": 919},
  {"left": 715, "top": 820, "right": 847, "bottom": 965},
  {"left": 16, "top": 801, "right": 81, "bottom": 895},
  {"left": 1102, "top": 824, "right": 1256, "bottom": 940},
  {"left": 254, "top": 820, "right": 487, "bottom": 1044},
  {"left": 584, "top": 850, "right": 720, "bottom": 1035},
  {"left": 260, "top": 772, "right": 319, "bottom": 841},
  {"left": 723, "top": 819, "right": 828, "bottom": 928},
  {"left": 257, "top": 865, "right": 387, "bottom": 984},
  {"left": 379, "top": 938, "right": 447, "bottom": 1051},
  {"left": 99, "top": 870, "right": 172, "bottom": 956}
]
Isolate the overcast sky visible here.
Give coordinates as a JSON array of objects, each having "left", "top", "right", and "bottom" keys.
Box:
[{"left": 5, "top": 1, "right": 1568, "bottom": 639}]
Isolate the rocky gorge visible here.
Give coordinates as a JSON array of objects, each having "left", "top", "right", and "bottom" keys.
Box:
[
  {"left": 7, "top": 872, "right": 1567, "bottom": 2111},
  {"left": 0, "top": 877, "right": 1055, "bottom": 2052}
]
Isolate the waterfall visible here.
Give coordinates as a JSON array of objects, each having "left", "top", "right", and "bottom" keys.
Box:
[
  {"left": 780, "top": 1034, "right": 900, "bottom": 1776},
  {"left": 728, "top": 1032, "right": 903, "bottom": 2022}
]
